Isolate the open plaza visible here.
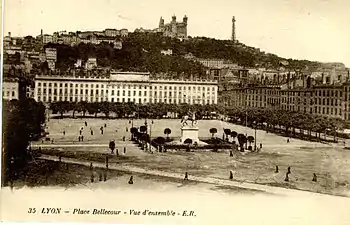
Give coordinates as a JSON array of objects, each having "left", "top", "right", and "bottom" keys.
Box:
[{"left": 29, "top": 114, "right": 350, "bottom": 197}]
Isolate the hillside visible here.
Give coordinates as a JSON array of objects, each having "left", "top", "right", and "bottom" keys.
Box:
[{"left": 43, "top": 32, "right": 325, "bottom": 77}]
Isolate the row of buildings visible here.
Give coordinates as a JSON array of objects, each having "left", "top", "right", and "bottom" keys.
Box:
[
  {"left": 219, "top": 75, "right": 350, "bottom": 121},
  {"left": 3, "top": 71, "right": 218, "bottom": 106},
  {"left": 4, "top": 29, "right": 125, "bottom": 49}
]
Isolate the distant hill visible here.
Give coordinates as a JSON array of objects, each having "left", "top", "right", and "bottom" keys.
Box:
[{"left": 44, "top": 32, "right": 341, "bottom": 77}]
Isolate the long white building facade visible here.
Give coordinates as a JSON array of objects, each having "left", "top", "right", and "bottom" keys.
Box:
[{"left": 34, "top": 72, "right": 218, "bottom": 105}]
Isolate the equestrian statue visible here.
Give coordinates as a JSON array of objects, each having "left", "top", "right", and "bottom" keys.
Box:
[{"left": 181, "top": 111, "right": 197, "bottom": 127}]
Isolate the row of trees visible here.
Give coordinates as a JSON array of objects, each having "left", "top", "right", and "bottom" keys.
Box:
[
  {"left": 2, "top": 99, "right": 46, "bottom": 185},
  {"left": 225, "top": 106, "right": 346, "bottom": 141},
  {"left": 49, "top": 99, "right": 347, "bottom": 142},
  {"left": 50, "top": 101, "right": 221, "bottom": 119}
]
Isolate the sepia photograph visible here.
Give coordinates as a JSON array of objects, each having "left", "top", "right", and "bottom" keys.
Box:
[{"left": 1, "top": 0, "right": 350, "bottom": 224}]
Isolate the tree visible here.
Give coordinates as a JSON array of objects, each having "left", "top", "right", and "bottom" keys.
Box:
[
  {"left": 230, "top": 131, "right": 238, "bottom": 143},
  {"left": 101, "top": 102, "right": 111, "bottom": 118},
  {"left": 155, "top": 137, "right": 166, "bottom": 152},
  {"left": 109, "top": 140, "right": 115, "bottom": 154},
  {"left": 130, "top": 127, "right": 138, "bottom": 140},
  {"left": 2, "top": 99, "right": 46, "bottom": 185},
  {"left": 140, "top": 125, "right": 147, "bottom": 133},
  {"left": 247, "top": 136, "right": 255, "bottom": 150},
  {"left": 209, "top": 128, "right": 217, "bottom": 138},
  {"left": 164, "top": 128, "right": 171, "bottom": 140},
  {"left": 224, "top": 128, "right": 231, "bottom": 141},
  {"left": 184, "top": 138, "right": 193, "bottom": 152},
  {"left": 237, "top": 133, "right": 247, "bottom": 152},
  {"left": 77, "top": 101, "right": 88, "bottom": 117}
]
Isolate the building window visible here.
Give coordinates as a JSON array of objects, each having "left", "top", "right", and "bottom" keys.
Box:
[{"left": 112, "top": 90, "right": 114, "bottom": 95}]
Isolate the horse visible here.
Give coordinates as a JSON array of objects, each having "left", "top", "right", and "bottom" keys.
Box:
[{"left": 181, "top": 113, "right": 197, "bottom": 127}]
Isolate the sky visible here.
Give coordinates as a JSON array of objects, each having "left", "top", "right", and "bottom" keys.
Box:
[{"left": 3, "top": 0, "right": 350, "bottom": 68}]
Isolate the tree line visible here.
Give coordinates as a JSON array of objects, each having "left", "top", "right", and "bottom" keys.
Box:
[
  {"left": 2, "top": 99, "right": 46, "bottom": 186},
  {"left": 225, "top": 106, "right": 346, "bottom": 142},
  {"left": 49, "top": 101, "right": 221, "bottom": 119}
]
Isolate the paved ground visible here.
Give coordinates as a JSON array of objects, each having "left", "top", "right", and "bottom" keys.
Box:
[
  {"left": 34, "top": 118, "right": 350, "bottom": 197},
  {"left": 38, "top": 154, "right": 347, "bottom": 198}
]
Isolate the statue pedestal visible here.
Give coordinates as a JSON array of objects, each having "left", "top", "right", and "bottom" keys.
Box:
[{"left": 180, "top": 126, "right": 199, "bottom": 144}]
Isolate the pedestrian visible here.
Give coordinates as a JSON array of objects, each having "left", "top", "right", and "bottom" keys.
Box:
[
  {"left": 79, "top": 130, "right": 82, "bottom": 135},
  {"left": 184, "top": 172, "right": 189, "bottom": 180},
  {"left": 85, "top": 121, "right": 87, "bottom": 126},
  {"left": 126, "top": 127, "right": 128, "bottom": 132},
  {"left": 63, "top": 130, "right": 65, "bottom": 135},
  {"left": 128, "top": 176, "right": 134, "bottom": 184},
  {"left": 260, "top": 143, "right": 262, "bottom": 149},
  {"left": 91, "top": 130, "right": 93, "bottom": 135},
  {"left": 230, "top": 151, "right": 233, "bottom": 157},
  {"left": 78, "top": 136, "right": 81, "bottom": 142},
  {"left": 103, "top": 171, "right": 107, "bottom": 181},
  {"left": 284, "top": 172, "right": 289, "bottom": 182},
  {"left": 123, "top": 136, "right": 125, "bottom": 141},
  {"left": 116, "top": 149, "right": 119, "bottom": 156},
  {"left": 275, "top": 165, "right": 279, "bottom": 173},
  {"left": 124, "top": 147, "right": 126, "bottom": 154},
  {"left": 229, "top": 170, "right": 233, "bottom": 179},
  {"left": 312, "top": 173, "right": 317, "bottom": 182},
  {"left": 287, "top": 166, "right": 291, "bottom": 174},
  {"left": 81, "top": 136, "right": 84, "bottom": 141},
  {"left": 287, "top": 138, "right": 290, "bottom": 143},
  {"left": 91, "top": 173, "right": 94, "bottom": 183},
  {"left": 104, "top": 123, "right": 107, "bottom": 128}
]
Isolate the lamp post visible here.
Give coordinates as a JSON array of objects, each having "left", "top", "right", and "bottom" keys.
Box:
[
  {"left": 144, "top": 117, "right": 148, "bottom": 151},
  {"left": 254, "top": 122, "right": 257, "bottom": 151},
  {"left": 150, "top": 120, "right": 153, "bottom": 150}
]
